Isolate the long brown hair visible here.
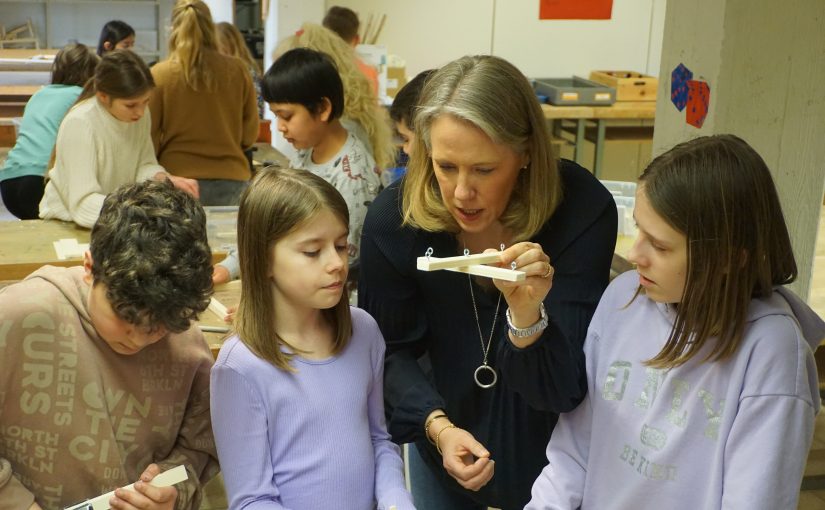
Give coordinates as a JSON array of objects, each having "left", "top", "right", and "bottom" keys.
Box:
[
  {"left": 168, "top": 0, "right": 218, "bottom": 91},
  {"left": 51, "top": 43, "right": 99, "bottom": 87},
  {"left": 641, "top": 134, "right": 797, "bottom": 368},
  {"left": 51, "top": 50, "right": 153, "bottom": 168},
  {"left": 234, "top": 167, "right": 353, "bottom": 371},
  {"left": 402, "top": 55, "right": 562, "bottom": 241},
  {"left": 216, "top": 21, "right": 261, "bottom": 75}
]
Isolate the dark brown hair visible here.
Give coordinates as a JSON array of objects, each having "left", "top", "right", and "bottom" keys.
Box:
[
  {"left": 96, "top": 20, "right": 135, "bottom": 56},
  {"left": 90, "top": 179, "right": 213, "bottom": 333},
  {"left": 390, "top": 69, "right": 436, "bottom": 129},
  {"left": 234, "top": 167, "right": 353, "bottom": 371},
  {"left": 640, "top": 134, "right": 797, "bottom": 368},
  {"left": 76, "top": 49, "right": 154, "bottom": 104},
  {"left": 322, "top": 6, "right": 360, "bottom": 43},
  {"left": 51, "top": 43, "right": 99, "bottom": 87}
]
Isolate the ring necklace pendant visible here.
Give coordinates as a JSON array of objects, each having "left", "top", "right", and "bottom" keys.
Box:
[{"left": 466, "top": 245, "right": 503, "bottom": 389}]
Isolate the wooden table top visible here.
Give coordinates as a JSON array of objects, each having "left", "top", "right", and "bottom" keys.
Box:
[
  {"left": 0, "top": 219, "right": 228, "bottom": 281},
  {"left": 199, "top": 280, "right": 240, "bottom": 359},
  {"left": 542, "top": 101, "right": 656, "bottom": 120},
  {"left": 0, "top": 220, "right": 91, "bottom": 279},
  {"left": 0, "top": 85, "right": 41, "bottom": 98}
]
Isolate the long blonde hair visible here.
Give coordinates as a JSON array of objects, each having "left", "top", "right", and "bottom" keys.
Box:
[
  {"left": 403, "top": 55, "right": 562, "bottom": 241},
  {"left": 276, "top": 23, "right": 395, "bottom": 170},
  {"left": 235, "top": 167, "right": 353, "bottom": 371},
  {"left": 168, "top": 0, "right": 218, "bottom": 91},
  {"left": 216, "top": 21, "right": 261, "bottom": 75}
]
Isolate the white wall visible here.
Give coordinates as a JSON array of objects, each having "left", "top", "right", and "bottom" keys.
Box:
[
  {"left": 203, "top": 0, "right": 234, "bottom": 23},
  {"left": 324, "top": 0, "right": 666, "bottom": 79}
]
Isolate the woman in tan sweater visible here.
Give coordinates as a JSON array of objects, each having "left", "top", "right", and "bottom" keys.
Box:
[{"left": 149, "top": 0, "right": 259, "bottom": 206}]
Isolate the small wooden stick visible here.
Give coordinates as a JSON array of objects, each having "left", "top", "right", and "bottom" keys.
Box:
[
  {"left": 416, "top": 251, "right": 526, "bottom": 282},
  {"left": 370, "top": 14, "right": 386, "bottom": 44},
  {"left": 208, "top": 297, "right": 228, "bottom": 319},
  {"left": 417, "top": 251, "right": 503, "bottom": 271},
  {"left": 445, "top": 265, "right": 525, "bottom": 281}
]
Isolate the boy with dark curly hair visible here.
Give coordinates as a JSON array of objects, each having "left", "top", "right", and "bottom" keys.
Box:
[{"left": 0, "top": 179, "right": 218, "bottom": 510}]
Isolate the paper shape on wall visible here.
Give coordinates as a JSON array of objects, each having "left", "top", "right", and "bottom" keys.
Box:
[
  {"left": 539, "top": 0, "right": 613, "bottom": 20},
  {"left": 670, "top": 63, "right": 693, "bottom": 112},
  {"left": 686, "top": 80, "right": 710, "bottom": 128}
]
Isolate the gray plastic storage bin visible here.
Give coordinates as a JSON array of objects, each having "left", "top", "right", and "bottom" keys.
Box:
[{"left": 532, "top": 76, "right": 616, "bottom": 106}]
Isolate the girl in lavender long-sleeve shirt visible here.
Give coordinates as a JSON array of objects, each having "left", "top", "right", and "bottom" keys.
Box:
[
  {"left": 210, "top": 167, "right": 414, "bottom": 510},
  {"left": 527, "top": 135, "right": 822, "bottom": 509}
]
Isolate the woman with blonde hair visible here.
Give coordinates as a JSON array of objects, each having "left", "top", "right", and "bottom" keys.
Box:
[
  {"left": 275, "top": 22, "right": 395, "bottom": 171},
  {"left": 358, "top": 54, "right": 617, "bottom": 509},
  {"left": 216, "top": 21, "right": 265, "bottom": 118},
  {"left": 149, "top": 0, "right": 259, "bottom": 206}
]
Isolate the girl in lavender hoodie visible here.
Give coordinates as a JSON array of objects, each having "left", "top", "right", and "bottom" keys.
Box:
[
  {"left": 527, "top": 134, "right": 822, "bottom": 510},
  {"left": 210, "top": 167, "right": 414, "bottom": 510}
]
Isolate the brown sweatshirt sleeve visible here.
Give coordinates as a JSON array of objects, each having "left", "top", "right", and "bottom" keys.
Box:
[
  {"left": 0, "top": 459, "right": 36, "bottom": 510},
  {"left": 156, "top": 351, "right": 220, "bottom": 510}
]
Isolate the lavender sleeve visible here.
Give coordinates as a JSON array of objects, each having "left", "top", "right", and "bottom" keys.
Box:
[
  {"left": 366, "top": 324, "right": 416, "bottom": 510},
  {"left": 210, "top": 361, "right": 288, "bottom": 510}
]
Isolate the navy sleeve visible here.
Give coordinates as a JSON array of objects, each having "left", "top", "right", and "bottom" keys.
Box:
[
  {"left": 358, "top": 184, "right": 445, "bottom": 444},
  {"left": 499, "top": 162, "right": 617, "bottom": 411}
]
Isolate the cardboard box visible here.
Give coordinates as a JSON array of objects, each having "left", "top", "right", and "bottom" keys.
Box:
[
  {"left": 589, "top": 71, "right": 658, "bottom": 101},
  {"left": 386, "top": 65, "right": 407, "bottom": 98}
]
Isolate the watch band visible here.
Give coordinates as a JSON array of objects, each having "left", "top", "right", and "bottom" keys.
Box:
[{"left": 506, "top": 302, "right": 548, "bottom": 338}]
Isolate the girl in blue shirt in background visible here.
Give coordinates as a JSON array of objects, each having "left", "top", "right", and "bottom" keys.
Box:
[{"left": 0, "top": 43, "right": 98, "bottom": 219}]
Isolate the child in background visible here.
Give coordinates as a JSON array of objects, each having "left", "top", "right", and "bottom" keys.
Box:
[
  {"left": 210, "top": 167, "right": 414, "bottom": 510},
  {"left": 322, "top": 5, "right": 379, "bottom": 94},
  {"left": 213, "top": 48, "right": 380, "bottom": 284},
  {"left": 97, "top": 20, "right": 136, "bottom": 55},
  {"left": 526, "top": 134, "right": 822, "bottom": 510},
  {"left": 385, "top": 69, "right": 435, "bottom": 184},
  {"left": 0, "top": 179, "right": 218, "bottom": 509},
  {"left": 273, "top": 23, "right": 395, "bottom": 171},
  {"left": 39, "top": 50, "right": 198, "bottom": 228},
  {"left": 216, "top": 21, "right": 265, "bottom": 119},
  {"left": 150, "top": 0, "right": 259, "bottom": 206},
  {"left": 0, "top": 43, "right": 98, "bottom": 219}
]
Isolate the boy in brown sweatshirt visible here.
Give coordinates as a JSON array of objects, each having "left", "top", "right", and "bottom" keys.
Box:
[{"left": 0, "top": 180, "right": 218, "bottom": 510}]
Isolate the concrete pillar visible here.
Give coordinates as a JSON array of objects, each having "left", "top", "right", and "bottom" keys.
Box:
[{"left": 653, "top": 0, "right": 825, "bottom": 299}]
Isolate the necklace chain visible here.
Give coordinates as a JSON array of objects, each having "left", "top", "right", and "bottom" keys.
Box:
[{"left": 468, "top": 274, "right": 501, "bottom": 369}]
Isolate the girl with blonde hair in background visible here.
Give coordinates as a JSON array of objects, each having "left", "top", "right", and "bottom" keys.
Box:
[
  {"left": 274, "top": 22, "right": 395, "bottom": 172},
  {"left": 215, "top": 21, "right": 265, "bottom": 119},
  {"left": 149, "top": 0, "right": 259, "bottom": 206}
]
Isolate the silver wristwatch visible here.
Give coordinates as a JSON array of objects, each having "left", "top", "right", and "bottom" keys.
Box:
[{"left": 506, "top": 303, "right": 549, "bottom": 338}]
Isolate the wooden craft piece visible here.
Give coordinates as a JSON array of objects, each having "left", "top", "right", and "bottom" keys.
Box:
[
  {"left": 416, "top": 251, "right": 526, "bottom": 282},
  {"left": 64, "top": 465, "right": 188, "bottom": 510},
  {"left": 52, "top": 238, "right": 89, "bottom": 260}
]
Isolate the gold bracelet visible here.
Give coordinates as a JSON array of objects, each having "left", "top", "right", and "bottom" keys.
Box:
[
  {"left": 435, "top": 423, "right": 456, "bottom": 455},
  {"left": 424, "top": 414, "right": 448, "bottom": 444}
]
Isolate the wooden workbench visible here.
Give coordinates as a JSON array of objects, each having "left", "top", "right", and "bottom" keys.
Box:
[
  {"left": 0, "top": 219, "right": 90, "bottom": 279},
  {"left": 542, "top": 101, "right": 656, "bottom": 177},
  {"left": 0, "top": 219, "right": 229, "bottom": 281},
  {"left": 198, "top": 280, "right": 241, "bottom": 359}
]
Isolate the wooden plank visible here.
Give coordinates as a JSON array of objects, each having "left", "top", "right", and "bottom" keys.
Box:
[
  {"left": 417, "top": 251, "right": 503, "bottom": 270},
  {"left": 542, "top": 101, "right": 655, "bottom": 120}
]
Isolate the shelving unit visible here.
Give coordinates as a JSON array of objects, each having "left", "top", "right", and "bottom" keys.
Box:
[{"left": 0, "top": 0, "right": 169, "bottom": 61}]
